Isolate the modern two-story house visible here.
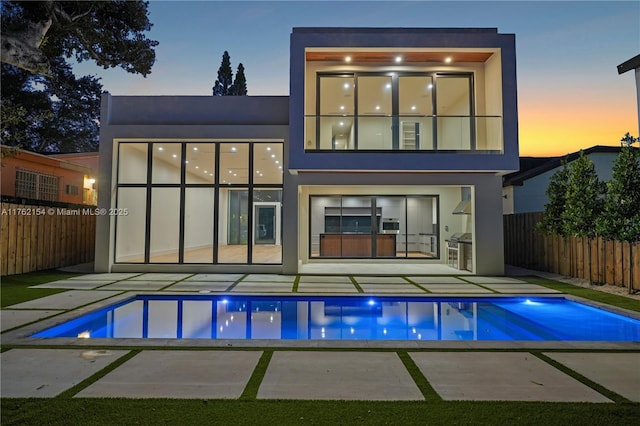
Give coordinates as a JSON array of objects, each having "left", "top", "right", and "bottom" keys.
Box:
[{"left": 95, "top": 27, "right": 518, "bottom": 275}]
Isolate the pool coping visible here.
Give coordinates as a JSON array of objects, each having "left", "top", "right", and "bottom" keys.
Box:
[{"left": 3, "top": 291, "right": 640, "bottom": 350}]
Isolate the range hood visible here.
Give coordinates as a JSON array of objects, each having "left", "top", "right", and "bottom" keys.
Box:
[{"left": 452, "top": 200, "right": 471, "bottom": 215}]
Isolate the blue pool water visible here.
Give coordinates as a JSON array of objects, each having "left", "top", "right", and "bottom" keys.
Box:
[{"left": 32, "top": 295, "right": 640, "bottom": 341}]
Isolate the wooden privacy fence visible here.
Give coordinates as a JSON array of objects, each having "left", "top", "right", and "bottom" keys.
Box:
[
  {"left": 1, "top": 201, "right": 96, "bottom": 276},
  {"left": 504, "top": 212, "right": 640, "bottom": 291}
]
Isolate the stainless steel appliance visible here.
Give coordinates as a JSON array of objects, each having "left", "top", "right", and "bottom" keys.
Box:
[
  {"left": 381, "top": 218, "right": 400, "bottom": 234},
  {"left": 446, "top": 233, "right": 472, "bottom": 270}
]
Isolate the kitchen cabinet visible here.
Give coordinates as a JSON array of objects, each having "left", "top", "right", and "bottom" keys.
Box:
[{"left": 320, "top": 234, "right": 396, "bottom": 257}]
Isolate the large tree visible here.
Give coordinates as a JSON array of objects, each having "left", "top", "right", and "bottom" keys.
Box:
[
  {"left": 537, "top": 159, "right": 569, "bottom": 235},
  {"left": 562, "top": 151, "right": 605, "bottom": 238},
  {"left": 0, "top": 1, "right": 158, "bottom": 152},
  {"left": 1, "top": 1, "right": 158, "bottom": 76}
]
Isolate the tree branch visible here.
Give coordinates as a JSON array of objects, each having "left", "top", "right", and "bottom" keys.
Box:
[{"left": 0, "top": 19, "right": 52, "bottom": 75}]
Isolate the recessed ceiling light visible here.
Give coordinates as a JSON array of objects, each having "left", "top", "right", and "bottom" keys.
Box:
[
  {"left": 204, "top": 170, "right": 208, "bottom": 173},
  {"left": 385, "top": 83, "right": 391, "bottom": 89},
  {"left": 193, "top": 147, "right": 198, "bottom": 151},
  {"left": 428, "top": 83, "right": 433, "bottom": 89},
  {"left": 444, "top": 56, "right": 452, "bottom": 63},
  {"left": 345, "top": 56, "right": 352, "bottom": 62},
  {"left": 195, "top": 166, "right": 199, "bottom": 169},
  {"left": 339, "top": 121, "right": 344, "bottom": 126},
  {"left": 185, "top": 160, "right": 189, "bottom": 164},
  {"left": 209, "top": 173, "right": 213, "bottom": 176},
  {"left": 275, "top": 160, "right": 280, "bottom": 164},
  {"left": 233, "top": 173, "right": 237, "bottom": 177},
  {"left": 339, "top": 105, "right": 345, "bottom": 110},
  {"left": 343, "top": 82, "right": 350, "bottom": 89},
  {"left": 266, "top": 147, "right": 271, "bottom": 151},
  {"left": 172, "top": 154, "right": 177, "bottom": 158},
  {"left": 395, "top": 56, "right": 402, "bottom": 63},
  {"left": 230, "top": 146, "right": 237, "bottom": 152},
  {"left": 375, "top": 105, "right": 380, "bottom": 110},
  {"left": 271, "top": 154, "right": 275, "bottom": 158},
  {"left": 411, "top": 106, "right": 416, "bottom": 110},
  {"left": 228, "top": 170, "right": 233, "bottom": 173}
]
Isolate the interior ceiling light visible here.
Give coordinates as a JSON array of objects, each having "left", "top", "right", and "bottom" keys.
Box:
[
  {"left": 158, "top": 147, "right": 164, "bottom": 151},
  {"left": 375, "top": 105, "right": 380, "bottom": 110},
  {"left": 345, "top": 56, "right": 352, "bottom": 62},
  {"left": 266, "top": 146, "right": 271, "bottom": 151},
  {"left": 428, "top": 83, "right": 433, "bottom": 89},
  {"left": 339, "top": 105, "right": 345, "bottom": 110},
  {"left": 230, "top": 146, "right": 237, "bottom": 152},
  {"left": 172, "top": 154, "right": 177, "bottom": 158},
  {"left": 385, "top": 83, "right": 391, "bottom": 89},
  {"left": 395, "top": 56, "right": 402, "bottom": 63},
  {"left": 339, "top": 121, "right": 344, "bottom": 126},
  {"left": 444, "top": 56, "right": 452, "bottom": 63},
  {"left": 411, "top": 106, "right": 416, "bottom": 110},
  {"left": 193, "top": 147, "right": 198, "bottom": 151},
  {"left": 343, "top": 82, "right": 350, "bottom": 89}
]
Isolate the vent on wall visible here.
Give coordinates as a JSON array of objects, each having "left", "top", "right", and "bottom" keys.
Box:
[{"left": 65, "top": 184, "right": 79, "bottom": 196}]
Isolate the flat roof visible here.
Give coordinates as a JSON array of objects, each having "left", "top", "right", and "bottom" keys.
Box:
[{"left": 293, "top": 27, "right": 499, "bottom": 34}]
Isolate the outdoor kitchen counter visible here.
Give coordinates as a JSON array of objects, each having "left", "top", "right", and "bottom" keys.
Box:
[{"left": 319, "top": 233, "right": 396, "bottom": 257}]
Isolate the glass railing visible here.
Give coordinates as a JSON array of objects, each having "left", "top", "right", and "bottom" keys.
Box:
[{"left": 304, "top": 115, "right": 502, "bottom": 152}]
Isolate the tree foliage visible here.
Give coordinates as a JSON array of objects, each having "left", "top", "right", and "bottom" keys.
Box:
[
  {"left": 212, "top": 51, "right": 247, "bottom": 96},
  {"left": 596, "top": 143, "right": 640, "bottom": 242},
  {"left": 537, "top": 160, "right": 569, "bottom": 235},
  {"left": 1, "top": 1, "right": 158, "bottom": 76},
  {"left": 231, "top": 63, "right": 247, "bottom": 95},
  {"left": 0, "top": 1, "right": 158, "bottom": 153},
  {"left": 561, "top": 151, "right": 605, "bottom": 238},
  {"left": 1, "top": 61, "right": 102, "bottom": 152}
]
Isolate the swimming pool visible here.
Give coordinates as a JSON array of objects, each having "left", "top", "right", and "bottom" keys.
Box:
[{"left": 32, "top": 295, "right": 640, "bottom": 341}]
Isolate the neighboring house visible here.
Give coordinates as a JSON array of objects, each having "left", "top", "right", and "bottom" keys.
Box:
[
  {"left": 1, "top": 146, "right": 98, "bottom": 205},
  {"left": 502, "top": 145, "right": 625, "bottom": 214},
  {"left": 96, "top": 27, "right": 518, "bottom": 275},
  {"left": 617, "top": 54, "right": 640, "bottom": 135}
]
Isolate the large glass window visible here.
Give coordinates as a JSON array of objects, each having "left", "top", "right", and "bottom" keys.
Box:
[
  {"left": 114, "top": 141, "right": 283, "bottom": 265},
  {"left": 309, "top": 72, "right": 484, "bottom": 152},
  {"left": 357, "top": 76, "right": 392, "bottom": 150}
]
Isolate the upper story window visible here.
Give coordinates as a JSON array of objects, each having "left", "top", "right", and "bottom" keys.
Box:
[{"left": 304, "top": 49, "right": 503, "bottom": 153}]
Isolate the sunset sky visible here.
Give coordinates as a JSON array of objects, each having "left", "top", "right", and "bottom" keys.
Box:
[{"left": 73, "top": 1, "right": 640, "bottom": 157}]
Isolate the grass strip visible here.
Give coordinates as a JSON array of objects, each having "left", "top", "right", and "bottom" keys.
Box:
[
  {"left": 349, "top": 276, "right": 364, "bottom": 293},
  {"left": 523, "top": 276, "right": 640, "bottom": 312},
  {"left": 292, "top": 275, "right": 300, "bottom": 292},
  {"left": 530, "top": 351, "right": 631, "bottom": 403},
  {"left": 1, "top": 270, "right": 82, "bottom": 307},
  {"left": 2, "top": 399, "right": 639, "bottom": 426},
  {"left": 56, "top": 349, "right": 142, "bottom": 399},
  {"left": 397, "top": 351, "right": 441, "bottom": 401},
  {"left": 239, "top": 349, "right": 273, "bottom": 400}
]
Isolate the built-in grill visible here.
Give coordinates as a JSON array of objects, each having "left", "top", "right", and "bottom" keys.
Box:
[{"left": 446, "top": 233, "right": 472, "bottom": 270}]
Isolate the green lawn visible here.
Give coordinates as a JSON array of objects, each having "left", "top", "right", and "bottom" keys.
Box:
[{"left": 0, "top": 270, "right": 81, "bottom": 308}]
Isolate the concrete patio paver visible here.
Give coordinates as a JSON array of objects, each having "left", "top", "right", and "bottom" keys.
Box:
[
  {"left": 1, "top": 309, "right": 63, "bottom": 332},
  {"left": 258, "top": 351, "right": 423, "bottom": 400},
  {"left": 0, "top": 349, "right": 129, "bottom": 398},
  {"left": 98, "top": 281, "right": 174, "bottom": 291},
  {"left": 296, "top": 283, "right": 359, "bottom": 293},
  {"left": 359, "top": 284, "right": 425, "bottom": 293},
  {"left": 544, "top": 352, "right": 640, "bottom": 402},
  {"left": 232, "top": 283, "right": 293, "bottom": 292},
  {"left": 184, "top": 273, "right": 244, "bottom": 282},
  {"left": 298, "top": 275, "right": 353, "bottom": 284},
  {"left": 69, "top": 273, "right": 141, "bottom": 281},
  {"left": 75, "top": 350, "right": 262, "bottom": 399},
  {"left": 407, "top": 276, "right": 468, "bottom": 284},
  {"left": 242, "top": 274, "right": 296, "bottom": 282},
  {"left": 129, "top": 273, "right": 193, "bottom": 281},
  {"left": 482, "top": 283, "right": 561, "bottom": 293},
  {"left": 352, "top": 276, "right": 409, "bottom": 284},
  {"left": 420, "top": 284, "right": 493, "bottom": 293},
  {"left": 463, "top": 276, "right": 528, "bottom": 284},
  {"left": 6, "top": 290, "right": 122, "bottom": 310},
  {"left": 30, "top": 280, "right": 113, "bottom": 289},
  {"left": 164, "top": 281, "right": 234, "bottom": 292},
  {"left": 409, "top": 352, "right": 611, "bottom": 402}
]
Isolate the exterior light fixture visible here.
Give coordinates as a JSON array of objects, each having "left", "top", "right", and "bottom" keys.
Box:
[
  {"left": 87, "top": 178, "right": 96, "bottom": 184},
  {"left": 444, "top": 56, "right": 452, "bottom": 63},
  {"left": 345, "top": 56, "right": 352, "bottom": 62},
  {"left": 395, "top": 56, "right": 402, "bottom": 63}
]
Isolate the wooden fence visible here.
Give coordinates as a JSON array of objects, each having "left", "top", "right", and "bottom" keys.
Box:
[
  {"left": 504, "top": 212, "right": 640, "bottom": 291},
  {"left": 1, "top": 201, "right": 96, "bottom": 276}
]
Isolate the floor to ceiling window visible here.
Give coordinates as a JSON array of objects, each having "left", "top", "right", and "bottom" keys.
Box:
[{"left": 114, "top": 141, "right": 283, "bottom": 264}]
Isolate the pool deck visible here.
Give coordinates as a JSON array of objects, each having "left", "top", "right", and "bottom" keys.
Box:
[{"left": 2, "top": 272, "right": 640, "bottom": 402}]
